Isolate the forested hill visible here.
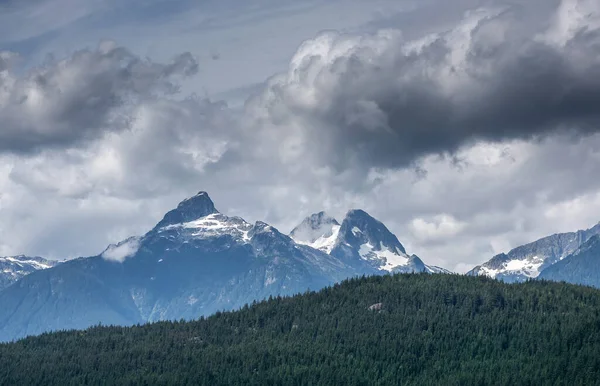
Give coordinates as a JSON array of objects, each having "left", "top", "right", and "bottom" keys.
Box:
[{"left": 2, "top": 274, "right": 600, "bottom": 385}]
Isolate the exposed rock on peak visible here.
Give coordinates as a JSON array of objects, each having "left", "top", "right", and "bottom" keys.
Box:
[{"left": 155, "top": 191, "right": 218, "bottom": 229}]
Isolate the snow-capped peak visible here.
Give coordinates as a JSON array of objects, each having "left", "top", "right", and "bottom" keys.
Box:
[
  {"left": 291, "top": 208, "right": 442, "bottom": 274},
  {"left": 290, "top": 212, "right": 341, "bottom": 254},
  {"left": 337, "top": 209, "right": 408, "bottom": 256}
]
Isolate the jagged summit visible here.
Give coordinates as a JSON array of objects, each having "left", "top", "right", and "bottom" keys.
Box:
[
  {"left": 155, "top": 191, "right": 218, "bottom": 228},
  {"left": 290, "top": 208, "right": 443, "bottom": 273}
]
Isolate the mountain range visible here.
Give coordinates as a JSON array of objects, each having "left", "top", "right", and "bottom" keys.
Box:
[
  {"left": 468, "top": 222, "right": 600, "bottom": 283},
  {"left": 1, "top": 190, "right": 599, "bottom": 342},
  {"left": 0, "top": 192, "right": 439, "bottom": 342}
]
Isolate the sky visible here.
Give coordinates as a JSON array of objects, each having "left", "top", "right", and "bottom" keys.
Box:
[{"left": 0, "top": 0, "right": 599, "bottom": 273}]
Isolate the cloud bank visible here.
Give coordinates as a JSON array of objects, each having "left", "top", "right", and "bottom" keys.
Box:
[
  {"left": 0, "top": 41, "right": 198, "bottom": 153},
  {"left": 247, "top": 0, "right": 600, "bottom": 171}
]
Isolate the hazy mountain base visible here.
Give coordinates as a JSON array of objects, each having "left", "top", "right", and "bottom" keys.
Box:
[{"left": 1, "top": 274, "right": 599, "bottom": 386}]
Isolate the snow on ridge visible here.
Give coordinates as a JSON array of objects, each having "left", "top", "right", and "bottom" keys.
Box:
[
  {"left": 358, "top": 242, "right": 410, "bottom": 272},
  {"left": 294, "top": 224, "right": 341, "bottom": 254},
  {"left": 0, "top": 256, "right": 54, "bottom": 270},
  {"left": 425, "top": 265, "right": 451, "bottom": 274},
  {"left": 162, "top": 213, "right": 253, "bottom": 242},
  {"left": 478, "top": 255, "right": 545, "bottom": 279}
]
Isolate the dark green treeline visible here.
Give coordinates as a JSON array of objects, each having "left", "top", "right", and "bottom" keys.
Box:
[{"left": 1, "top": 274, "right": 600, "bottom": 385}]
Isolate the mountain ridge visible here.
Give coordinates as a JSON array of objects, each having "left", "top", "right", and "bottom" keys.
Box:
[
  {"left": 468, "top": 222, "right": 600, "bottom": 283},
  {"left": 0, "top": 255, "right": 58, "bottom": 291},
  {"left": 0, "top": 191, "right": 438, "bottom": 342}
]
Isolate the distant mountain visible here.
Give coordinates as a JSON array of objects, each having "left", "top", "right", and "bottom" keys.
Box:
[
  {"left": 0, "top": 192, "right": 373, "bottom": 342},
  {"left": 0, "top": 256, "right": 57, "bottom": 291},
  {"left": 291, "top": 210, "right": 448, "bottom": 274},
  {"left": 538, "top": 235, "right": 600, "bottom": 288},
  {"left": 467, "top": 223, "right": 600, "bottom": 283}
]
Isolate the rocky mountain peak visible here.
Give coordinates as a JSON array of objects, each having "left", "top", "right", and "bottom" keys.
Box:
[
  {"left": 338, "top": 209, "right": 407, "bottom": 255},
  {"left": 155, "top": 191, "right": 218, "bottom": 228}
]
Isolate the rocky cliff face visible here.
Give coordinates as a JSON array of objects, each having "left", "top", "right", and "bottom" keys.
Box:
[{"left": 538, "top": 235, "right": 600, "bottom": 288}]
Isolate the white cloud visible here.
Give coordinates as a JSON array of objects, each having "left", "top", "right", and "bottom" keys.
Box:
[
  {"left": 410, "top": 215, "right": 467, "bottom": 242},
  {"left": 102, "top": 237, "right": 141, "bottom": 262}
]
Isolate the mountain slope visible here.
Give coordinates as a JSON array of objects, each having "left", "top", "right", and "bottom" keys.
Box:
[
  {"left": 2, "top": 274, "right": 600, "bottom": 385},
  {"left": 538, "top": 235, "right": 600, "bottom": 288},
  {"left": 291, "top": 210, "right": 445, "bottom": 274},
  {"left": 0, "top": 192, "right": 369, "bottom": 342},
  {"left": 0, "top": 256, "right": 57, "bottom": 291},
  {"left": 468, "top": 222, "right": 600, "bottom": 282}
]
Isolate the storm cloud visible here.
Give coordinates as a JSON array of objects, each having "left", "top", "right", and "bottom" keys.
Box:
[
  {"left": 0, "top": 41, "right": 198, "bottom": 153},
  {"left": 247, "top": 0, "right": 600, "bottom": 170}
]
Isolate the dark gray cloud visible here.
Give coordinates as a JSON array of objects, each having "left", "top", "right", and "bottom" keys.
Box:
[
  {"left": 0, "top": 41, "right": 198, "bottom": 154},
  {"left": 247, "top": 1, "right": 600, "bottom": 171}
]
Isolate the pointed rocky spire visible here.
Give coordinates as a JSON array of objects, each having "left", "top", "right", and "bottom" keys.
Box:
[
  {"left": 338, "top": 209, "right": 407, "bottom": 254},
  {"left": 155, "top": 191, "right": 218, "bottom": 228}
]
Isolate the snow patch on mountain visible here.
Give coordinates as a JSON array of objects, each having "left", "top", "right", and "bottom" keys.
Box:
[
  {"left": 296, "top": 224, "right": 340, "bottom": 253},
  {"left": 0, "top": 256, "right": 54, "bottom": 270},
  {"left": 358, "top": 242, "right": 410, "bottom": 272},
  {"left": 478, "top": 256, "right": 545, "bottom": 279},
  {"left": 162, "top": 213, "right": 253, "bottom": 242},
  {"left": 425, "top": 265, "right": 452, "bottom": 274},
  {"left": 290, "top": 212, "right": 341, "bottom": 253}
]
